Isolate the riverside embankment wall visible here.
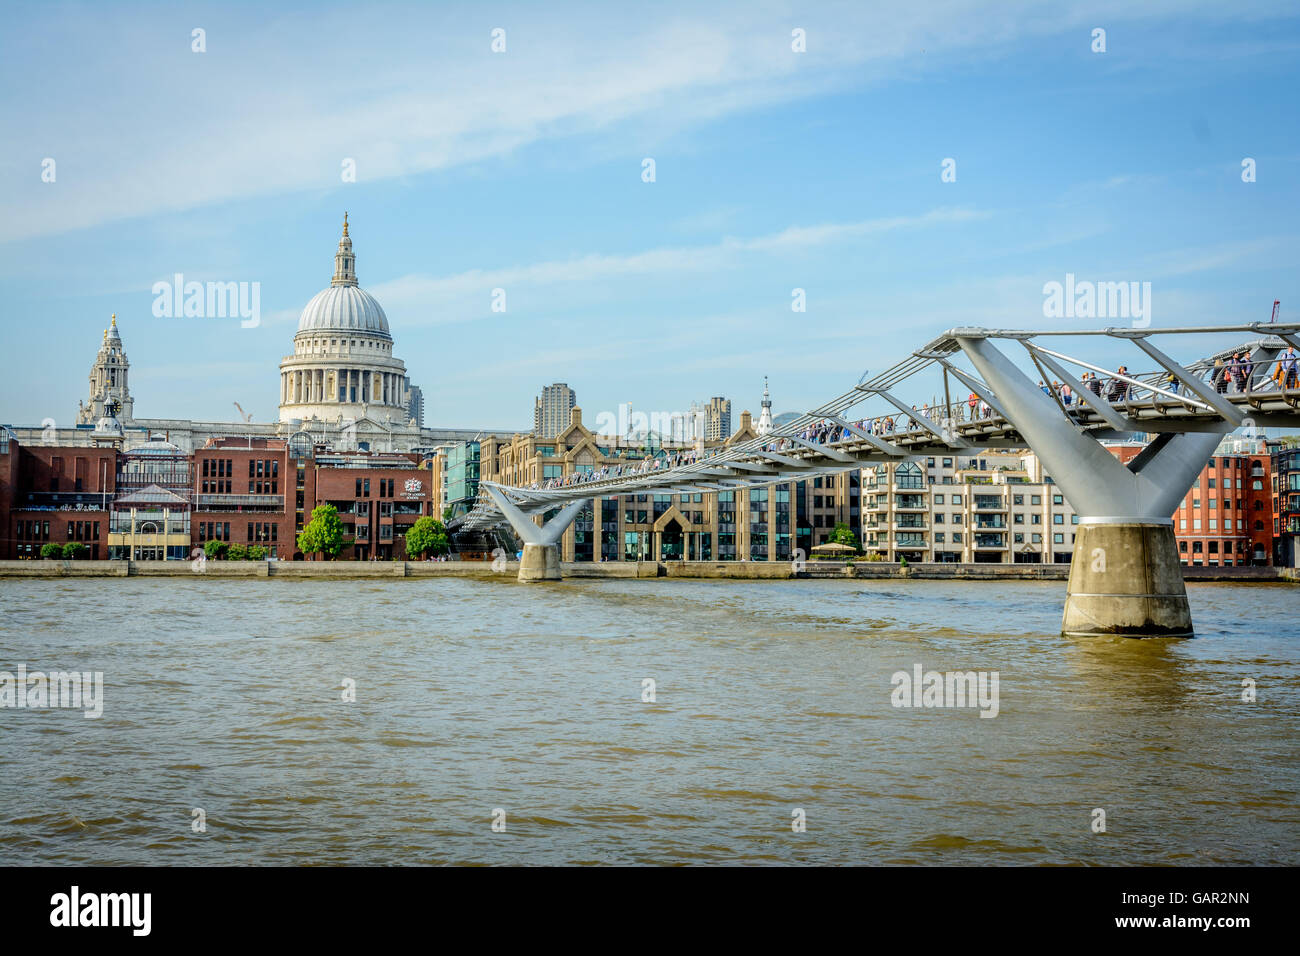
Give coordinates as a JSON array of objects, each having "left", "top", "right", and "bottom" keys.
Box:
[{"left": 0, "top": 559, "right": 1294, "bottom": 583}]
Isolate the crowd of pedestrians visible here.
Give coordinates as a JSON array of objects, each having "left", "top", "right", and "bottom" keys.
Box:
[{"left": 517, "top": 347, "right": 1300, "bottom": 496}]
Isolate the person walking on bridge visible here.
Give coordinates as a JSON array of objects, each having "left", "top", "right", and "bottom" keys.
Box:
[{"left": 1280, "top": 347, "right": 1299, "bottom": 389}]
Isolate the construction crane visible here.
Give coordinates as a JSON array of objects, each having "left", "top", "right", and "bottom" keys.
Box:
[
  {"left": 1270, "top": 300, "right": 1280, "bottom": 323},
  {"left": 233, "top": 402, "right": 253, "bottom": 423}
]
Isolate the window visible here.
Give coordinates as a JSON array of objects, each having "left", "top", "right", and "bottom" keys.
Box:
[
  {"left": 934, "top": 533, "right": 945, "bottom": 543},
  {"left": 1053, "top": 514, "right": 1063, "bottom": 525},
  {"left": 1013, "top": 495, "right": 1024, "bottom": 505},
  {"left": 1052, "top": 494, "right": 1063, "bottom": 505},
  {"left": 951, "top": 533, "right": 962, "bottom": 543},
  {"left": 1031, "top": 495, "right": 1041, "bottom": 505},
  {"left": 895, "top": 461, "right": 923, "bottom": 490},
  {"left": 1031, "top": 533, "right": 1041, "bottom": 544},
  {"left": 1053, "top": 533, "right": 1064, "bottom": 544},
  {"left": 952, "top": 495, "right": 962, "bottom": 505}
]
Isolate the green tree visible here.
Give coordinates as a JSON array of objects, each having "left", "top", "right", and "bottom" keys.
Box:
[
  {"left": 246, "top": 545, "right": 268, "bottom": 560},
  {"left": 226, "top": 542, "right": 247, "bottom": 561},
  {"left": 404, "top": 516, "right": 449, "bottom": 559},
  {"left": 829, "top": 521, "right": 861, "bottom": 551},
  {"left": 62, "top": 542, "right": 89, "bottom": 560},
  {"left": 298, "top": 504, "right": 346, "bottom": 560},
  {"left": 203, "top": 539, "right": 227, "bottom": 560},
  {"left": 442, "top": 506, "right": 454, "bottom": 524},
  {"left": 40, "top": 542, "right": 63, "bottom": 559}
]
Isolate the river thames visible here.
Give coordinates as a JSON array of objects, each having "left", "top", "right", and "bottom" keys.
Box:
[{"left": 1, "top": 578, "right": 1296, "bottom": 866}]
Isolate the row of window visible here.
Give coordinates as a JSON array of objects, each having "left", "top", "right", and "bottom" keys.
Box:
[
  {"left": 1179, "top": 519, "right": 1266, "bottom": 531},
  {"left": 1182, "top": 497, "right": 1265, "bottom": 510},
  {"left": 889, "top": 532, "right": 1073, "bottom": 546},
  {"left": 66, "top": 521, "right": 101, "bottom": 541},
  {"left": 352, "top": 478, "right": 398, "bottom": 498}
]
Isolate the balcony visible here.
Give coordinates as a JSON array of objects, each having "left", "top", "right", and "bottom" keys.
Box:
[
  {"left": 973, "top": 533, "right": 1006, "bottom": 549},
  {"left": 195, "top": 493, "right": 285, "bottom": 512},
  {"left": 895, "top": 494, "right": 927, "bottom": 511},
  {"left": 17, "top": 491, "right": 109, "bottom": 512},
  {"left": 973, "top": 515, "right": 1007, "bottom": 529},
  {"left": 973, "top": 495, "right": 1006, "bottom": 510},
  {"left": 893, "top": 518, "right": 928, "bottom": 531}
]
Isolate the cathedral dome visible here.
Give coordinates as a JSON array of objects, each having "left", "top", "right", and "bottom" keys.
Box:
[
  {"left": 297, "top": 285, "right": 390, "bottom": 337},
  {"left": 295, "top": 212, "right": 391, "bottom": 339}
]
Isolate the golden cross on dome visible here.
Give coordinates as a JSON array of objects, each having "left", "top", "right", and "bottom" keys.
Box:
[{"left": 342, "top": 212, "right": 349, "bottom": 237}]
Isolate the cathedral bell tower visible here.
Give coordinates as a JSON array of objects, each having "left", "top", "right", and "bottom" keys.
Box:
[{"left": 78, "top": 314, "right": 134, "bottom": 425}]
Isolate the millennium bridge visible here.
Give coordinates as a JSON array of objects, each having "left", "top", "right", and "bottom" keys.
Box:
[{"left": 455, "top": 323, "right": 1300, "bottom": 637}]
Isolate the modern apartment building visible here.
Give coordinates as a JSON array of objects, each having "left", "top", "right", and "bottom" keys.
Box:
[
  {"left": 704, "top": 397, "right": 732, "bottom": 441},
  {"left": 863, "top": 450, "right": 1080, "bottom": 563},
  {"left": 1273, "top": 439, "right": 1300, "bottom": 568},
  {"left": 533, "top": 383, "right": 577, "bottom": 438}
]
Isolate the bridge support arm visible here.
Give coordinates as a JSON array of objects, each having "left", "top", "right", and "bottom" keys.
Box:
[
  {"left": 484, "top": 484, "right": 589, "bottom": 581},
  {"left": 955, "top": 336, "right": 1227, "bottom": 637}
]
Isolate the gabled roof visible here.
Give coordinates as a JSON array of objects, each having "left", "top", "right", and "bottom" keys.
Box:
[{"left": 114, "top": 483, "right": 190, "bottom": 507}]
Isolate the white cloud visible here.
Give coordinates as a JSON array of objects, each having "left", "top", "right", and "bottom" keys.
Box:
[
  {"left": 369, "top": 206, "right": 989, "bottom": 322},
  {"left": 0, "top": 0, "right": 1254, "bottom": 241}
]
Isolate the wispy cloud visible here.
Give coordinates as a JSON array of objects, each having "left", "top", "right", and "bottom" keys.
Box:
[
  {"left": 369, "top": 207, "right": 989, "bottom": 322},
  {"left": 0, "top": 0, "right": 1252, "bottom": 241}
]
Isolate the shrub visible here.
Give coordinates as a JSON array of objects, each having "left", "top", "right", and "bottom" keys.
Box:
[
  {"left": 246, "top": 545, "right": 267, "bottom": 560},
  {"left": 203, "top": 540, "right": 227, "bottom": 560},
  {"left": 40, "top": 542, "right": 63, "bottom": 559},
  {"left": 225, "top": 543, "right": 247, "bottom": 561},
  {"left": 62, "top": 542, "right": 89, "bottom": 560}
]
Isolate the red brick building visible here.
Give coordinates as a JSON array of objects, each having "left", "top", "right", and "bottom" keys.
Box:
[
  {"left": 193, "top": 438, "right": 295, "bottom": 557},
  {"left": 309, "top": 449, "right": 432, "bottom": 560},
  {"left": 1172, "top": 438, "right": 1273, "bottom": 566},
  {"left": 0, "top": 431, "right": 434, "bottom": 561},
  {"left": 0, "top": 430, "right": 117, "bottom": 559}
]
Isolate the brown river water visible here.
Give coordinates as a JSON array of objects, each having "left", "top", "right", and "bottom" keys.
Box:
[{"left": 1, "top": 577, "right": 1297, "bottom": 865}]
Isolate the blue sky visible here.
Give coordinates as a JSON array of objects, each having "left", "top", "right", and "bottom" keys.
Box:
[{"left": 2, "top": 0, "right": 1298, "bottom": 431}]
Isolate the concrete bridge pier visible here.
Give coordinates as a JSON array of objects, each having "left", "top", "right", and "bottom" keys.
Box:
[
  {"left": 484, "top": 484, "right": 588, "bottom": 583},
  {"left": 955, "top": 333, "right": 1234, "bottom": 637},
  {"left": 1063, "top": 518, "right": 1191, "bottom": 637},
  {"left": 518, "top": 543, "right": 562, "bottom": 582}
]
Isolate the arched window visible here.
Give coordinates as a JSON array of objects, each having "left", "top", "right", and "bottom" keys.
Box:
[{"left": 896, "top": 461, "right": 923, "bottom": 489}]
